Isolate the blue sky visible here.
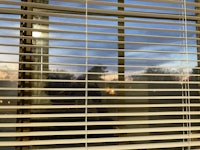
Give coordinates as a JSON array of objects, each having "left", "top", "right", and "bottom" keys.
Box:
[{"left": 0, "top": 0, "right": 198, "bottom": 79}]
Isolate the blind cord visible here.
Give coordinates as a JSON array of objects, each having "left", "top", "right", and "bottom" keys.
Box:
[
  {"left": 183, "top": 0, "right": 191, "bottom": 149},
  {"left": 85, "top": 0, "right": 88, "bottom": 149}
]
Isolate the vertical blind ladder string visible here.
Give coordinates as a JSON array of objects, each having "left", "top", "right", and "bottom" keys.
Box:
[
  {"left": 85, "top": 0, "right": 88, "bottom": 149},
  {"left": 181, "top": 1, "right": 187, "bottom": 149},
  {"left": 183, "top": 0, "right": 192, "bottom": 149}
]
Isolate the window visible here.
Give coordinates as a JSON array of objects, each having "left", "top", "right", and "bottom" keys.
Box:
[{"left": 0, "top": 0, "right": 200, "bottom": 149}]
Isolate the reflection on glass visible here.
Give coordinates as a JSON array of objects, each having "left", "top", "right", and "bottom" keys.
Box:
[
  {"left": 0, "top": 0, "right": 199, "bottom": 149},
  {"left": 0, "top": 12, "right": 19, "bottom": 149},
  {"left": 29, "top": 1, "right": 200, "bottom": 149}
]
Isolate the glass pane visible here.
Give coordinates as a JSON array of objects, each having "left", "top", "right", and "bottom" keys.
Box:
[
  {"left": 0, "top": 0, "right": 199, "bottom": 149},
  {"left": 0, "top": 13, "right": 19, "bottom": 150}
]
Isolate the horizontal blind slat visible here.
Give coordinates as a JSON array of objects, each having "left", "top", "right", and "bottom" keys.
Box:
[
  {"left": 0, "top": 103, "right": 200, "bottom": 109},
  {"left": 0, "top": 140, "right": 200, "bottom": 149},
  {"left": 1, "top": 7, "right": 200, "bottom": 21},
  {"left": 30, "top": 141, "right": 200, "bottom": 150},
  {"left": 1, "top": 119, "right": 200, "bottom": 127},
  {"left": 1, "top": 111, "right": 200, "bottom": 118}
]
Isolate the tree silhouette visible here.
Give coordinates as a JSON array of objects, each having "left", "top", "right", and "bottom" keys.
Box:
[
  {"left": 45, "top": 66, "right": 107, "bottom": 104},
  {"left": 131, "top": 68, "right": 179, "bottom": 81},
  {"left": 46, "top": 71, "right": 75, "bottom": 96},
  {"left": 77, "top": 66, "right": 107, "bottom": 80}
]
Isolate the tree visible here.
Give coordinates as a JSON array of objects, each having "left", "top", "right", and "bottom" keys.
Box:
[
  {"left": 77, "top": 66, "right": 107, "bottom": 80},
  {"left": 131, "top": 68, "right": 179, "bottom": 81},
  {"left": 46, "top": 71, "right": 75, "bottom": 96}
]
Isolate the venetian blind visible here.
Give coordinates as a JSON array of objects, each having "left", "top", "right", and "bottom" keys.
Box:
[{"left": 0, "top": 0, "right": 200, "bottom": 149}]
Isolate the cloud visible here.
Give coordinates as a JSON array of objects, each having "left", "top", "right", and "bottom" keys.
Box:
[{"left": 0, "top": 2, "right": 198, "bottom": 76}]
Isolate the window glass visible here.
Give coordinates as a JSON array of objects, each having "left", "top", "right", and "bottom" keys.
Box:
[
  {"left": 0, "top": 13, "right": 19, "bottom": 150},
  {"left": 0, "top": 0, "right": 199, "bottom": 149}
]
